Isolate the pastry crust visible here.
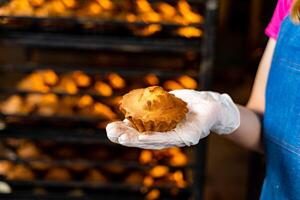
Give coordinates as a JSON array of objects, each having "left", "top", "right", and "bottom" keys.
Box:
[{"left": 120, "top": 86, "right": 188, "bottom": 132}]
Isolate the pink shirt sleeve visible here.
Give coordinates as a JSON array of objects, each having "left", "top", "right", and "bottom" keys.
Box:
[{"left": 265, "top": 0, "right": 293, "bottom": 39}]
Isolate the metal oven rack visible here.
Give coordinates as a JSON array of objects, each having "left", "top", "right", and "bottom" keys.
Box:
[{"left": 0, "top": 0, "right": 218, "bottom": 199}]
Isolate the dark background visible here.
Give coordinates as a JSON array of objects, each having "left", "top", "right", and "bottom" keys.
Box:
[{"left": 204, "top": 0, "right": 276, "bottom": 199}]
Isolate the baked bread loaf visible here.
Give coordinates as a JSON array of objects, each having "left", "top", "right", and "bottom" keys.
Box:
[{"left": 120, "top": 86, "right": 188, "bottom": 132}]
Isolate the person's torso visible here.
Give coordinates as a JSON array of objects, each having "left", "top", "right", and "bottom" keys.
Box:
[{"left": 262, "top": 16, "right": 300, "bottom": 200}]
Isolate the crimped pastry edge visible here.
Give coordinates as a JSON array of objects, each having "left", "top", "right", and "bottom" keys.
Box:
[{"left": 127, "top": 117, "right": 180, "bottom": 132}]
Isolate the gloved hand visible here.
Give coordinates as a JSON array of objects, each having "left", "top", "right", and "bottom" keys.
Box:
[{"left": 106, "top": 90, "right": 240, "bottom": 149}]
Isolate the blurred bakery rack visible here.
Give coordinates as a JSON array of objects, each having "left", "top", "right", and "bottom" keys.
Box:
[{"left": 0, "top": 0, "right": 218, "bottom": 199}]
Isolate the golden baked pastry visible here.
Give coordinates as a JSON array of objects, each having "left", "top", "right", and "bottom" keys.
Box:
[
  {"left": 57, "top": 96, "right": 76, "bottom": 115},
  {"left": 177, "top": 0, "right": 203, "bottom": 24},
  {"left": 18, "top": 73, "right": 50, "bottom": 93},
  {"left": 156, "top": 2, "right": 177, "bottom": 21},
  {"left": 149, "top": 165, "right": 169, "bottom": 178},
  {"left": 169, "top": 151, "right": 188, "bottom": 167},
  {"left": 17, "top": 142, "right": 42, "bottom": 159},
  {"left": 45, "top": 167, "right": 72, "bottom": 181},
  {"left": 61, "top": 0, "right": 77, "bottom": 9},
  {"left": 37, "top": 94, "right": 59, "bottom": 116},
  {"left": 77, "top": 95, "right": 94, "bottom": 109},
  {"left": 1, "top": 95, "right": 24, "bottom": 115},
  {"left": 93, "top": 102, "right": 117, "bottom": 120},
  {"left": 94, "top": 81, "right": 113, "bottom": 97},
  {"left": 145, "top": 189, "right": 160, "bottom": 200},
  {"left": 120, "top": 86, "right": 188, "bottom": 132},
  {"left": 176, "top": 27, "right": 203, "bottom": 38},
  {"left": 76, "top": 2, "right": 103, "bottom": 17},
  {"left": 95, "top": 0, "right": 114, "bottom": 11},
  {"left": 143, "top": 175, "right": 154, "bottom": 187},
  {"left": 139, "top": 150, "right": 153, "bottom": 164},
  {"left": 3, "top": 0, "right": 34, "bottom": 16},
  {"left": 177, "top": 75, "right": 198, "bottom": 89},
  {"left": 35, "top": 0, "right": 72, "bottom": 17},
  {"left": 69, "top": 163, "right": 89, "bottom": 173},
  {"left": 72, "top": 71, "right": 91, "bottom": 88},
  {"left": 131, "top": 25, "right": 162, "bottom": 37},
  {"left": 7, "top": 165, "right": 35, "bottom": 180},
  {"left": 124, "top": 172, "right": 144, "bottom": 185},
  {"left": 107, "top": 73, "right": 126, "bottom": 90},
  {"left": 144, "top": 74, "right": 159, "bottom": 86},
  {"left": 29, "top": 0, "right": 45, "bottom": 7},
  {"left": 54, "top": 76, "right": 78, "bottom": 94},
  {"left": 85, "top": 169, "right": 107, "bottom": 183},
  {"left": 163, "top": 80, "right": 184, "bottom": 91},
  {"left": 169, "top": 170, "right": 187, "bottom": 188},
  {"left": 0, "top": 161, "right": 13, "bottom": 176},
  {"left": 37, "top": 70, "right": 59, "bottom": 86}
]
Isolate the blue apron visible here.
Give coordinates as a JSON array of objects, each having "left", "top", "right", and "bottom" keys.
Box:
[{"left": 261, "top": 15, "right": 300, "bottom": 199}]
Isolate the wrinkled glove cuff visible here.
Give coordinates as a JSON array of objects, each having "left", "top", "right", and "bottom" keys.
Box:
[{"left": 211, "top": 94, "right": 240, "bottom": 135}]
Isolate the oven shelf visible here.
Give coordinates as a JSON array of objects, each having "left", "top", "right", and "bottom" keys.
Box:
[
  {"left": 0, "top": 30, "right": 202, "bottom": 53},
  {"left": 0, "top": 0, "right": 206, "bottom": 5},
  {"left": 0, "top": 181, "right": 191, "bottom": 200},
  {"left": 0, "top": 63, "right": 200, "bottom": 78},
  {"left": 0, "top": 88, "right": 124, "bottom": 101},
  {"left": 0, "top": 125, "right": 109, "bottom": 143},
  {"left": 0, "top": 193, "right": 189, "bottom": 200},
  {"left": 0, "top": 179, "right": 192, "bottom": 193},
  {"left": 0, "top": 15, "right": 202, "bottom": 28},
  {"left": 0, "top": 156, "right": 195, "bottom": 170},
  {"left": 0, "top": 113, "right": 106, "bottom": 124}
]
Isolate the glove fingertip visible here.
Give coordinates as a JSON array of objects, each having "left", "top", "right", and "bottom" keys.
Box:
[
  {"left": 106, "top": 133, "right": 118, "bottom": 144},
  {"left": 106, "top": 121, "right": 122, "bottom": 132},
  {"left": 106, "top": 122, "right": 129, "bottom": 143},
  {"left": 118, "top": 134, "right": 129, "bottom": 144},
  {"left": 106, "top": 127, "right": 121, "bottom": 143}
]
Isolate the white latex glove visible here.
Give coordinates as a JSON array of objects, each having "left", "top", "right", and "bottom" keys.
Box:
[{"left": 106, "top": 90, "right": 240, "bottom": 149}]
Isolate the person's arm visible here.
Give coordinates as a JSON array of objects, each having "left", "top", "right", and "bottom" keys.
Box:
[{"left": 224, "top": 38, "right": 276, "bottom": 153}]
